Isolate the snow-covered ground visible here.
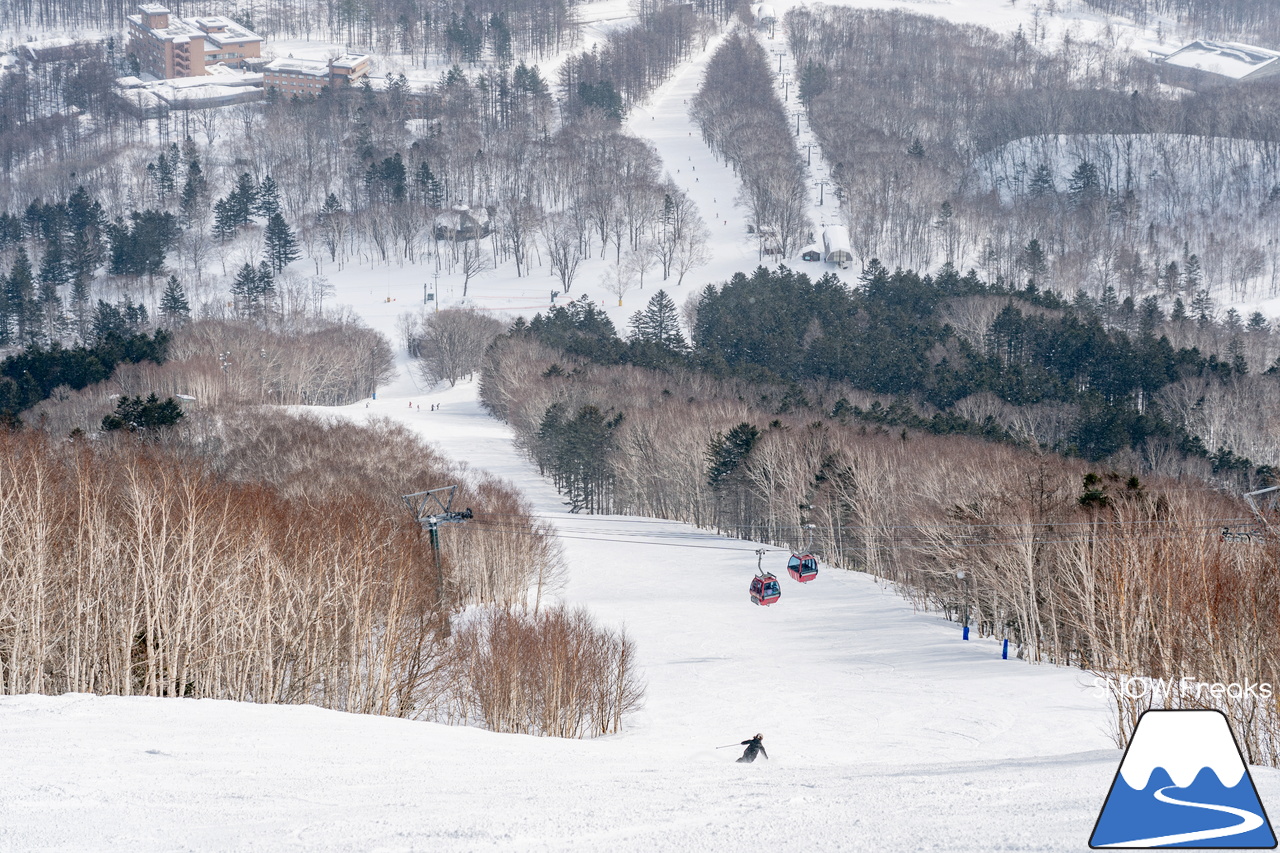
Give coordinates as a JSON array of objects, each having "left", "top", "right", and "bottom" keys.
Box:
[
  {"left": 13, "top": 377, "right": 1277, "bottom": 851},
  {"left": 5, "top": 5, "right": 1280, "bottom": 849}
]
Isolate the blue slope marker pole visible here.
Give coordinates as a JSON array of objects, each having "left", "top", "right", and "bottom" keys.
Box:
[
  {"left": 1002, "top": 639, "right": 1009, "bottom": 659},
  {"left": 963, "top": 625, "right": 969, "bottom": 640}
]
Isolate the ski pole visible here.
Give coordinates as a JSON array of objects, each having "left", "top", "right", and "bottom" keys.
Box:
[{"left": 715, "top": 743, "right": 741, "bottom": 749}]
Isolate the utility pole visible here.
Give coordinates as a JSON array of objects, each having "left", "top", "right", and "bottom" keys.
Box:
[{"left": 402, "top": 485, "right": 473, "bottom": 610}]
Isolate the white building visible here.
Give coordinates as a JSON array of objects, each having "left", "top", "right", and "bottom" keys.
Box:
[
  {"left": 1157, "top": 40, "right": 1280, "bottom": 87},
  {"left": 822, "top": 226, "right": 852, "bottom": 268}
]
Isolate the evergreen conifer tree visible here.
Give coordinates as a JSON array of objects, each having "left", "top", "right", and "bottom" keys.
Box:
[
  {"left": 264, "top": 212, "right": 300, "bottom": 273},
  {"left": 230, "top": 262, "right": 258, "bottom": 313},
  {"left": 159, "top": 275, "right": 191, "bottom": 326},
  {"left": 1067, "top": 160, "right": 1101, "bottom": 206},
  {"left": 70, "top": 276, "right": 91, "bottom": 342},
  {"left": 38, "top": 239, "right": 69, "bottom": 291},
  {"left": 256, "top": 261, "right": 276, "bottom": 308},
  {"left": 101, "top": 393, "right": 184, "bottom": 433},
  {"left": 213, "top": 198, "right": 237, "bottom": 242},
  {"left": 1138, "top": 295, "right": 1162, "bottom": 334},
  {"left": 229, "top": 173, "right": 257, "bottom": 225},
  {"left": 180, "top": 157, "right": 207, "bottom": 224},
  {"left": 6, "top": 248, "right": 37, "bottom": 344},
  {"left": 1191, "top": 289, "right": 1214, "bottom": 325},
  {"left": 1159, "top": 260, "right": 1180, "bottom": 295},
  {"left": 1182, "top": 247, "right": 1202, "bottom": 294},
  {"left": 1100, "top": 284, "right": 1119, "bottom": 317},
  {"left": 91, "top": 299, "right": 127, "bottom": 343},
  {"left": 629, "top": 289, "right": 688, "bottom": 352},
  {"left": 255, "top": 175, "right": 282, "bottom": 219},
  {"left": 1028, "top": 164, "right": 1056, "bottom": 197},
  {"left": 1018, "top": 238, "right": 1047, "bottom": 283}
]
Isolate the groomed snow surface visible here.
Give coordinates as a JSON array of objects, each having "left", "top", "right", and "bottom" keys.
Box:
[{"left": 2, "top": 378, "right": 1276, "bottom": 852}]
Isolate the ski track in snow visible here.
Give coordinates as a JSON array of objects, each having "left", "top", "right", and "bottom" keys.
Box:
[{"left": 5, "top": 5, "right": 1280, "bottom": 849}]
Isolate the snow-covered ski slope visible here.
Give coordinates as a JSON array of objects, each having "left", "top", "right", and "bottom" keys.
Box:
[
  {"left": 13, "top": 377, "right": 1279, "bottom": 852},
  {"left": 4, "top": 5, "right": 1280, "bottom": 850},
  {"left": 281, "top": 0, "right": 1229, "bottom": 346}
]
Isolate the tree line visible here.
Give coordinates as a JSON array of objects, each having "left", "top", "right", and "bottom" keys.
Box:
[
  {"left": 0, "top": 405, "right": 643, "bottom": 736},
  {"left": 786, "top": 7, "right": 1280, "bottom": 310},
  {"left": 692, "top": 30, "right": 810, "bottom": 258},
  {"left": 1080, "top": 0, "right": 1280, "bottom": 44},
  {"left": 479, "top": 286, "right": 1280, "bottom": 763},
  {"left": 560, "top": 3, "right": 711, "bottom": 120},
  {"left": 496, "top": 265, "right": 1280, "bottom": 472}
]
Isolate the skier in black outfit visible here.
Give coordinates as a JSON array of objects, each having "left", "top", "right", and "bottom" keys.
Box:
[{"left": 737, "top": 733, "right": 767, "bottom": 763}]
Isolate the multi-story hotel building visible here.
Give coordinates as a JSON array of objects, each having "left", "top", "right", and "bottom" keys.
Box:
[
  {"left": 261, "top": 54, "right": 372, "bottom": 96},
  {"left": 127, "top": 3, "right": 263, "bottom": 79}
]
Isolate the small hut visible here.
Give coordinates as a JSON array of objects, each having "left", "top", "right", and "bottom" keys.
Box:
[{"left": 822, "top": 226, "right": 852, "bottom": 269}]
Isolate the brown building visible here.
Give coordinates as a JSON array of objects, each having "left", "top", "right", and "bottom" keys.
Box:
[
  {"left": 127, "top": 3, "right": 263, "bottom": 79},
  {"left": 262, "top": 54, "right": 371, "bottom": 96}
]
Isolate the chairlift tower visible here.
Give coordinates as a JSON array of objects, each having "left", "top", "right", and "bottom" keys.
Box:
[
  {"left": 402, "top": 485, "right": 473, "bottom": 606},
  {"left": 1245, "top": 485, "right": 1279, "bottom": 538},
  {"left": 1221, "top": 485, "right": 1279, "bottom": 544}
]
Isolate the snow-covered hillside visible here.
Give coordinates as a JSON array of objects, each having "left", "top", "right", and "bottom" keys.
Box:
[
  {"left": 12, "top": 378, "right": 1278, "bottom": 851},
  {"left": 6, "top": 4, "right": 1280, "bottom": 850}
]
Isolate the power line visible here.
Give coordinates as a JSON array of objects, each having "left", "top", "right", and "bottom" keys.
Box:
[
  {"left": 467, "top": 511, "right": 1262, "bottom": 534},
  {"left": 463, "top": 520, "right": 1261, "bottom": 552}
]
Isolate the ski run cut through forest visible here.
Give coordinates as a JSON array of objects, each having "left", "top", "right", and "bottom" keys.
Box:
[{"left": 4, "top": 0, "right": 1280, "bottom": 849}]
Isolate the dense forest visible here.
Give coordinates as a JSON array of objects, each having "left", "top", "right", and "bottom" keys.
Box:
[
  {"left": 0, "top": 7, "right": 717, "bottom": 340},
  {"left": 693, "top": 31, "right": 810, "bottom": 257},
  {"left": 0, "top": 410, "right": 648, "bottom": 736},
  {"left": 1081, "top": 0, "right": 1280, "bottom": 43},
  {"left": 509, "top": 265, "right": 1280, "bottom": 470},
  {"left": 787, "top": 7, "right": 1280, "bottom": 308},
  {"left": 480, "top": 265, "right": 1280, "bottom": 763}
]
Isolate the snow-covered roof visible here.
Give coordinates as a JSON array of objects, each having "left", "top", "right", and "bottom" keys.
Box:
[
  {"left": 330, "top": 53, "right": 370, "bottom": 70},
  {"left": 264, "top": 57, "right": 330, "bottom": 77},
  {"left": 20, "top": 36, "right": 78, "bottom": 51},
  {"left": 1161, "top": 40, "right": 1280, "bottom": 81},
  {"left": 822, "top": 225, "right": 852, "bottom": 259},
  {"left": 196, "top": 17, "right": 263, "bottom": 46},
  {"left": 151, "top": 82, "right": 263, "bottom": 107},
  {"left": 129, "top": 10, "right": 262, "bottom": 45},
  {"left": 138, "top": 3, "right": 170, "bottom": 13},
  {"left": 18, "top": 36, "right": 99, "bottom": 62},
  {"left": 161, "top": 69, "right": 258, "bottom": 89}
]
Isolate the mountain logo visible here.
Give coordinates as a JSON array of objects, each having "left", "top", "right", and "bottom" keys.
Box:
[{"left": 1090, "top": 709, "right": 1277, "bottom": 848}]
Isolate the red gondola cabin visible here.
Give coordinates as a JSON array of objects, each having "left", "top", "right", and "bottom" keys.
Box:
[
  {"left": 750, "top": 572, "right": 782, "bottom": 606},
  {"left": 787, "top": 553, "right": 819, "bottom": 583}
]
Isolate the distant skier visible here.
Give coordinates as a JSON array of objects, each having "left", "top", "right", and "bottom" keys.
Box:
[{"left": 737, "top": 733, "right": 767, "bottom": 763}]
